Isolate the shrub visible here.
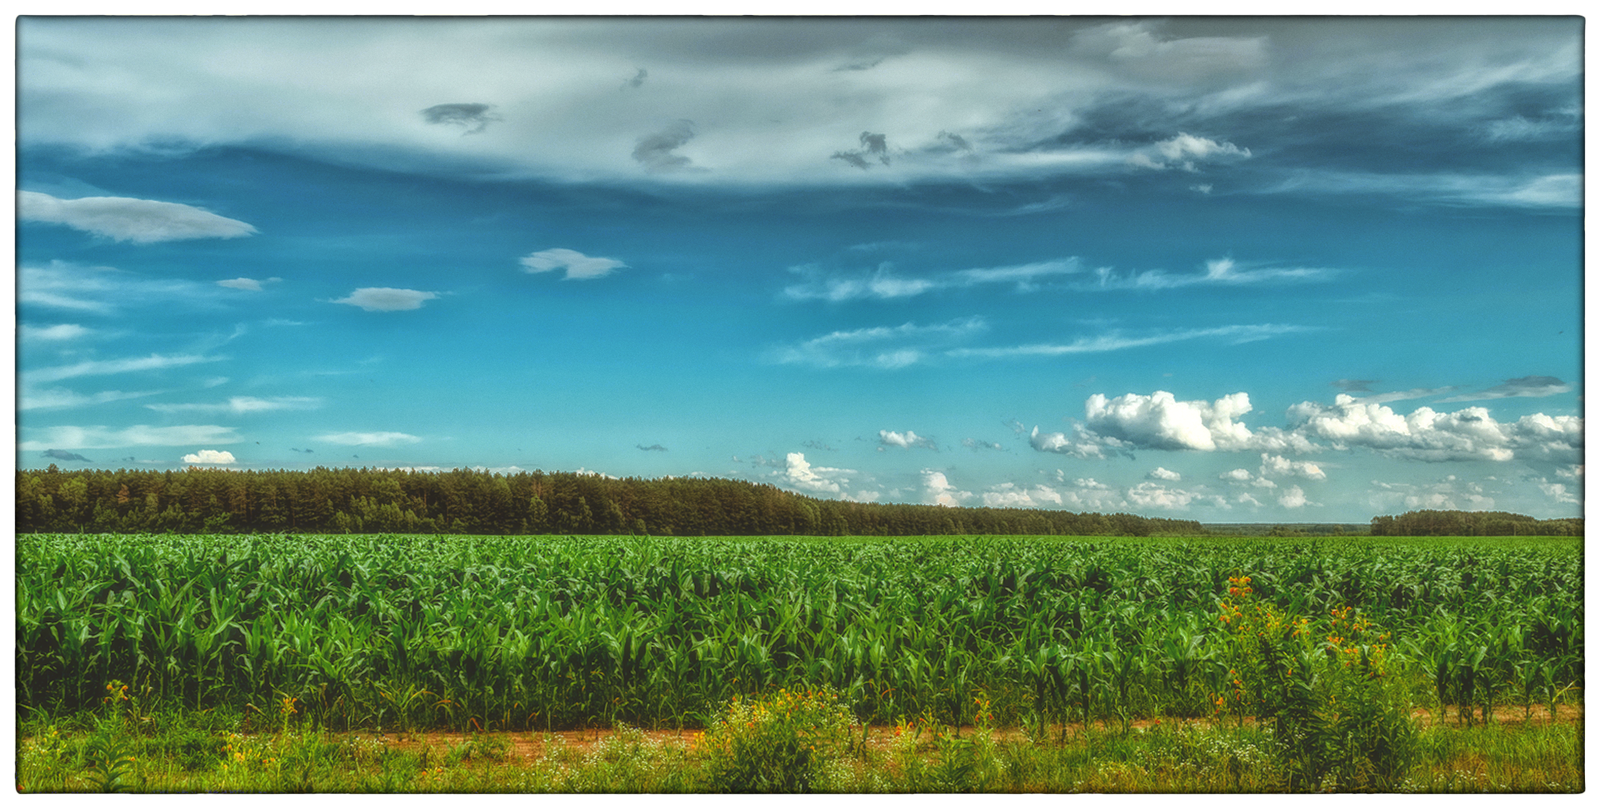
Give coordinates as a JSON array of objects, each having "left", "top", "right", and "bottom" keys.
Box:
[{"left": 699, "top": 686, "right": 859, "bottom": 792}]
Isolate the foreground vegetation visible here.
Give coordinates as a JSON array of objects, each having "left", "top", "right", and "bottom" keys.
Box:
[{"left": 16, "top": 532, "right": 1582, "bottom": 791}]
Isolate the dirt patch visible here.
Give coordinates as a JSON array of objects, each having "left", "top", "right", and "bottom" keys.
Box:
[{"left": 338, "top": 703, "right": 1582, "bottom": 764}]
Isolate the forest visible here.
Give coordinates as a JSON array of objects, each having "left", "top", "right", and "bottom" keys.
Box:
[{"left": 13, "top": 466, "right": 1580, "bottom": 537}]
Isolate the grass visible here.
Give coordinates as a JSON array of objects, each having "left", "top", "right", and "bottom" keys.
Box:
[{"left": 17, "top": 704, "right": 1582, "bottom": 793}]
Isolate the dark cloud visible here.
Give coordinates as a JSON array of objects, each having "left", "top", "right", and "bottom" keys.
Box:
[
  {"left": 802, "top": 439, "right": 836, "bottom": 452},
  {"left": 637, "top": 443, "right": 668, "bottom": 452},
  {"left": 1332, "top": 379, "right": 1377, "bottom": 393},
  {"left": 43, "top": 449, "right": 92, "bottom": 463},
  {"left": 420, "top": 103, "right": 501, "bottom": 134},
  {"left": 290, "top": 447, "right": 314, "bottom": 453},
  {"left": 831, "top": 131, "right": 891, "bottom": 170},
  {"left": 1440, "top": 375, "right": 1572, "bottom": 402},
  {"left": 623, "top": 68, "right": 648, "bottom": 89},
  {"left": 962, "top": 438, "right": 1006, "bottom": 452},
  {"left": 632, "top": 120, "right": 697, "bottom": 172}
]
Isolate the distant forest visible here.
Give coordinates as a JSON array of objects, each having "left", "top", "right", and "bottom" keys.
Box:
[
  {"left": 15, "top": 466, "right": 1202, "bottom": 537},
  {"left": 13, "top": 466, "right": 1581, "bottom": 538}
]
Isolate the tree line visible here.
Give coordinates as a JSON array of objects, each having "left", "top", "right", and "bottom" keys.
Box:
[
  {"left": 15, "top": 465, "right": 1205, "bottom": 537},
  {"left": 1370, "top": 509, "right": 1582, "bottom": 537}
]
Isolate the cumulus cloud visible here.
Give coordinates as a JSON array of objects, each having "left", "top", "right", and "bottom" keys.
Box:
[
  {"left": 770, "top": 316, "right": 986, "bottom": 369},
  {"left": 420, "top": 102, "right": 501, "bottom": 134},
  {"left": 879, "top": 430, "right": 937, "bottom": 451},
  {"left": 1438, "top": 375, "right": 1572, "bottom": 402},
  {"left": 42, "top": 449, "right": 93, "bottom": 463},
  {"left": 520, "top": 248, "right": 627, "bottom": 280},
  {"left": 1288, "top": 394, "right": 1581, "bottom": 462},
  {"left": 1032, "top": 389, "right": 1319, "bottom": 458},
  {"left": 331, "top": 287, "right": 438, "bottom": 311},
  {"left": 632, "top": 120, "right": 698, "bottom": 172},
  {"left": 1277, "top": 485, "right": 1311, "bottom": 509},
  {"left": 1126, "top": 481, "right": 1219, "bottom": 511},
  {"left": 217, "top": 277, "right": 280, "bottom": 291},
  {"left": 1148, "top": 466, "right": 1181, "bottom": 481},
  {"left": 19, "top": 190, "right": 257, "bottom": 243},
  {"left": 19, "top": 424, "right": 240, "bottom": 450},
  {"left": 779, "top": 452, "right": 854, "bottom": 495},
  {"left": 183, "top": 449, "right": 237, "bottom": 465},
  {"left": 922, "top": 469, "right": 970, "bottom": 507},
  {"left": 981, "top": 482, "right": 1064, "bottom": 508},
  {"left": 146, "top": 396, "right": 321, "bottom": 415},
  {"left": 1370, "top": 476, "right": 1496, "bottom": 512},
  {"left": 1260, "top": 453, "right": 1326, "bottom": 480},
  {"left": 315, "top": 431, "right": 422, "bottom": 447}
]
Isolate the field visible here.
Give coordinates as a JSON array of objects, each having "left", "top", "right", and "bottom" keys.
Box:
[{"left": 15, "top": 532, "right": 1585, "bottom": 792}]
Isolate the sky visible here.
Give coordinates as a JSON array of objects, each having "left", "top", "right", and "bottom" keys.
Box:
[{"left": 12, "top": 15, "right": 1586, "bottom": 523}]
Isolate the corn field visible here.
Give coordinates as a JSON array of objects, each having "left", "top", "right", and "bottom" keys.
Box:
[{"left": 16, "top": 533, "right": 1582, "bottom": 733}]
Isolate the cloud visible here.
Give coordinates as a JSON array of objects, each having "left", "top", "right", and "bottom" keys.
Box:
[
  {"left": 637, "top": 443, "right": 668, "bottom": 452},
  {"left": 1148, "top": 466, "right": 1181, "bottom": 481},
  {"left": 782, "top": 259, "right": 1083, "bottom": 303},
  {"left": 779, "top": 452, "right": 854, "bottom": 495},
  {"left": 981, "top": 482, "right": 1064, "bottom": 508},
  {"left": 878, "top": 429, "right": 937, "bottom": 451},
  {"left": 315, "top": 431, "right": 422, "bottom": 447},
  {"left": 950, "top": 324, "right": 1313, "bottom": 360},
  {"left": 1288, "top": 394, "right": 1581, "bottom": 462},
  {"left": 19, "top": 424, "right": 240, "bottom": 450},
  {"left": 1264, "top": 170, "right": 1582, "bottom": 209},
  {"left": 771, "top": 316, "right": 986, "bottom": 369},
  {"left": 1088, "top": 257, "right": 1334, "bottom": 290},
  {"left": 1031, "top": 390, "right": 1318, "bottom": 458},
  {"left": 19, "top": 190, "right": 257, "bottom": 243},
  {"left": 146, "top": 396, "right": 321, "bottom": 415},
  {"left": 22, "top": 387, "right": 159, "bottom": 411},
  {"left": 20, "top": 324, "right": 91, "bottom": 342},
  {"left": 832, "top": 131, "right": 892, "bottom": 170},
  {"left": 183, "top": 449, "right": 237, "bottom": 465},
  {"left": 31, "top": 353, "right": 222, "bottom": 384},
  {"left": 42, "top": 449, "right": 93, "bottom": 463},
  {"left": 1126, "top": 481, "right": 1217, "bottom": 511},
  {"left": 217, "top": 277, "right": 280, "bottom": 291},
  {"left": 420, "top": 102, "right": 501, "bottom": 134},
  {"left": 632, "top": 120, "right": 698, "bottom": 172},
  {"left": 622, "top": 68, "right": 648, "bottom": 89},
  {"left": 1128, "top": 133, "right": 1251, "bottom": 171},
  {"left": 1260, "top": 453, "right": 1326, "bottom": 480},
  {"left": 1438, "top": 375, "right": 1572, "bottom": 402},
  {"left": 1277, "top": 485, "right": 1311, "bottom": 509},
  {"left": 20, "top": 260, "right": 219, "bottom": 313},
  {"left": 520, "top": 248, "right": 627, "bottom": 280},
  {"left": 922, "top": 469, "right": 970, "bottom": 507},
  {"left": 1332, "top": 379, "right": 1377, "bottom": 393},
  {"left": 331, "top": 287, "right": 438, "bottom": 311},
  {"left": 962, "top": 438, "right": 1004, "bottom": 452}
]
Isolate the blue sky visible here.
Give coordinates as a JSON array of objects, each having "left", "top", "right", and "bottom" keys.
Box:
[{"left": 14, "top": 16, "right": 1585, "bottom": 522}]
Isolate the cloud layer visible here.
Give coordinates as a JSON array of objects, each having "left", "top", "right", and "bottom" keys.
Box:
[{"left": 19, "top": 191, "right": 257, "bottom": 243}]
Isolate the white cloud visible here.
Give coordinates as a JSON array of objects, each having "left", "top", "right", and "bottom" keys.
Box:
[
  {"left": 1148, "top": 466, "right": 1181, "bottom": 481},
  {"left": 217, "top": 277, "right": 280, "bottom": 291},
  {"left": 771, "top": 317, "right": 986, "bottom": 369},
  {"left": 20, "top": 324, "right": 91, "bottom": 341},
  {"left": 981, "top": 482, "right": 1064, "bottom": 508},
  {"left": 1438, "top": 376, "right": 1572, "bottom": 403},
  {"left": 779, "top": 452, "right": 854, "bottom": 495},
  {"left": 1277, "top": 485, "right": 1311, "bottom": 509},
  {"left": 1084, "top": 390, "right": 1259, "bottom": 452},
  {"left": 147, "top": 396, "right": 322, "bottom": 415},
  {"left": 1128, "top": 133, "right": 1251, "bottom": 172},
  {"left": 1288, "top": 394, "right": 1581, "bottom": 462},
  {"left": 879, "top": 429, "right": 937, "bottom": 451},
  {"left": 315, "top": 431, "right": 422, "bottom": 447},
  {"left": 783, "top": 259, "right": 1080, "bottom": 302},
  {"left": 31, "top": 353, "right": 222, "bottom": 384},
  {"left": 1126, "top": 481, "right": 1216, "bottom": 511},
  {"left": 1220, "top": 468, "right": 1253, "bottom": 483},
  {"left": 1260, "top": 453, "right": 1326, "bottom": 480},
  {"left": 1088, "top": 258, "right": 1334, "bottom": 290},
  {"left": 922, "top": 469, "right": 970, "bottom": 507},
  {"left": 18, "top": 190, "right": 258, "bottom": 243},
  {"left": 331, "top": 288, "right": 438, "bottom": 312},
  {"left": 19, "top": 424, "right": 240, "bottom": 450},
  {"left": 21, "top": 387, "right": 159, "bottom": 411},
  {"left": 1538, "top": 480, "right": 1580, "bottom": 505},
  {"left": 520, "top": 248, "right": 627, "bottom": 280},
  {"left": 950, "top": 324, "right": 1313, "bottom": 360},
  {"left": 182, "top": 449, "right": 237, "bottom": 465}
]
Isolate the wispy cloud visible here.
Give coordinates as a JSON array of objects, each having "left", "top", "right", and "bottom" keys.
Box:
[
  {"left": 18, "top": 190, "right": 257, "bottom": 242},
  {"left": 21, "top": 387, "right": 160, "bottom": 411},
  {"left": 315, "top": 431, "right": 423, "bottom": 447},
  {"left": 1438, "top": 376, "right": 1571, "bottom": 403},
  {"left": 146, "top": 396, "right": 322, "bottom": 414},
  {"left": 948, "top": 323, "right": 1312, "bottom": 360},
  {"left": 20, "top": 424, "right": 241, "bottom": 450},
  {"left": 1087, "top": 257, "right": 1335, "bottom": 290},
  {"left": 784, "top": 259, "right": 1081, "bottom": 302},
  {"left": 217, "top": 277, "right": 281, "bottom": 291},
  {"left": 31, "top": 353, "right": 223, "bottom": 384},
  {"left": 771, "top": 316, "right": 986, "bottom": 369},
  {"left": 20, "top": 324, "right": 92, "bottom": 341}
]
